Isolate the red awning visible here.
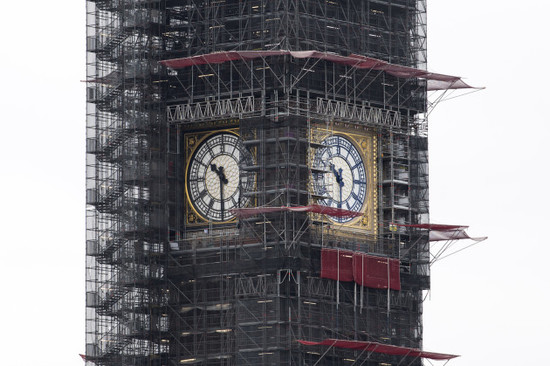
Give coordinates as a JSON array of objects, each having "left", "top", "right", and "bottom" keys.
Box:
[
  {"left": 159, "top": 50, "right": 472, "bottom": 90},
  {"left": 298, "top": 339, "right": 459, "bottom": 361},
  {"left": 429, "top": 229, "right": 487, "bottom": 242},
  {"left": 394, "top": 223, "right": 468, "bottom": 231},
  {"left": 392, "top": 223, "right": 487, "bottom": 242},
  {"left": 231, "top": 205, "right": 362, "bottom": 219}
]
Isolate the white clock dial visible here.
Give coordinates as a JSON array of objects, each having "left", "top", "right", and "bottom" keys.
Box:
[
  {"left": 187, "top": 132, "right": 254, "bottom": 222},
  {"left": 313, "top": 135, "right": 367, "bottom": 223}
]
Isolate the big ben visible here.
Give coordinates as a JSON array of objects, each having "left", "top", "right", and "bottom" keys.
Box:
[{"left": 86, "top": 1, "right": 458, "bottom": 365}]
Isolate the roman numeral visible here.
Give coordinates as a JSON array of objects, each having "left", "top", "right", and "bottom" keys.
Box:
[{"left": 195, "top": 160, "right": 207, "bottom": 169}]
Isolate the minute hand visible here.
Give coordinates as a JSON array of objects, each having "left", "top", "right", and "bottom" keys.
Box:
[
  {"left": 330, "top": 164, "right": 344, "bottom": 208},
  {"left": 211, "top": 164, "right": 229, "bottom": 220}
]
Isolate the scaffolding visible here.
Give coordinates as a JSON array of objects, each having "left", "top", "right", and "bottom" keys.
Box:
[{"left": 85, "top": 1, "right": 440, "bottom": 366}]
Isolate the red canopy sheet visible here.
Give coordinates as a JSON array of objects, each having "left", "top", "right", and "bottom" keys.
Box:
[
  {"left": 231, "top": 205, "right": 362, "bottom": 219},
  {"left": 429, "top": 229, "right": 487, "bottom": 242},
  {"left": 394, "top": 223, "right": 468, "bottom": 231},
  {"left": 298, "top": 339, "right": 459, "bottom": 361},
  {"left": 321, "top": 249, "right": 400, "bottom": 290},
  {"left": 354, "top": 252, "right": 400, "bottom": 290},
  {"left": 393, "top": 223, "right": 487, "bottom": 242},
  {"left": 320, "top": 249, "right": 354, "bottom": 282},
  {"left": 159, "top": 50, "right": 471, "bottom": 91}
]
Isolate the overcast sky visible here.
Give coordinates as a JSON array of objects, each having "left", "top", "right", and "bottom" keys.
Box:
[{"left": 1, "top": 1, "right": 548, "bottom": 365}]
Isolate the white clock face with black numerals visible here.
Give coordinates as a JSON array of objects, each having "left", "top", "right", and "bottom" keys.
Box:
[
  {"left": 313, "top": 135, "right": 367, "bottom": 223},
  {"left": 187, "top": 132, "right": 254, "bottom": 222}
]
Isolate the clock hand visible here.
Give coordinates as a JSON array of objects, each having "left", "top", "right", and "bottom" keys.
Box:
[
  {"left": 330, "top": 163, "right": 338, "bottom": 178},
  {"left": 337, "top": 168, "right": 343, "bottom": 209},
  {"left": 211, "top": 164, "right": 228, "bottom": 183},
  {"left": 329, "top": 164, "right": 344, "bottom": 208},
  {"left": 211, "top": 164, "right": 229, "bottom": 220},
  {"left": 219, "top": 166, "right": 228, "bottom": 185},
  {"left": 330, "top": 164, "right": 344, "bottom": 186}
]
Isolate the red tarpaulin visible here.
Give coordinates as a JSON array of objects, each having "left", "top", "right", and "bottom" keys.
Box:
[
  {"left": 426, "top": 79, "right": 474, "bottom": 91},
  {"left": 320, "top": 249, "right": 354, "bottom": 282},
  {"left": 394, "top": 223, "right": 468, "bottom": 231},
  {"left": 353, "top": 253, "right": 401, "bottom": 291},
  {"left": 298, "top": 339, "right": 459, "bottom": 361},
  {"left": 392, "top": 223, "right": 487, "bottom": 242},
  {"left": 320, "top": 249, "right": 400, "bottom": 290},
  {"left": 159, "top": 50, "right": 472, "bottom": 91},
  {"left": 429, "top": 229, "right": 487, "bottom": 242},
  {"left": 231, "top": 205, "right": 362, "bottom": 219}
]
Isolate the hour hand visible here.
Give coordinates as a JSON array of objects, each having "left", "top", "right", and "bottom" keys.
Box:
[
  {"left": 211, "top": 164, "right": 228, "bottom": 185},
  {"left": 337, "top": 168, "right": 344, "bottom": 187},
  {"left": 330, "top": 163, "right": 344, "bottom": 187},
  {"left": 330, "top": 163, "right": 338, "bottom": 177},
  {"left": 220, "top": 170, "right": 228, "bottom": 185}
]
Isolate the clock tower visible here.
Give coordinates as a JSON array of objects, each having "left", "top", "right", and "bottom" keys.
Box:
[{"left": 84, "top": 1, "right": 458, "bottom": 366}]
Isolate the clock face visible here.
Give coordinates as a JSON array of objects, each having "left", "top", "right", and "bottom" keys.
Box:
[
  {"left": 187, "top": 132, "right": 254, "bottom": 222},
  {"left": 313, "top": 135, "right": 367, "bottom": 223}
]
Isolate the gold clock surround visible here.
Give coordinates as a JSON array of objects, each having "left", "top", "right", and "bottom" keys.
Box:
[
  {"left": 310, "top": 123, "right": 378, "bottom": 235},
  {"left": 184, "top": 128, "right": 252, "bottom": 226}
]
